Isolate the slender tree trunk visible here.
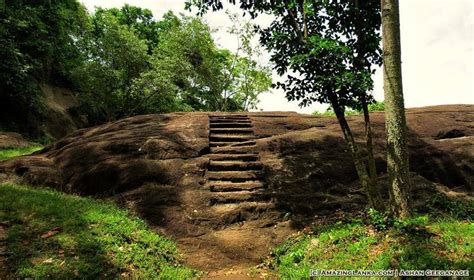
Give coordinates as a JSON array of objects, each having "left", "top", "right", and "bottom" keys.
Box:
[
  {"left": 381, "top": 0, "right": 411, "bottom": 218},
  {"left": 361, "top": 97, "right": 378, "bottom": 184},
  {"left": 348, "top": 0, "right": 383, "bottom": 209},
  {"left": 353, "top": 0, "right": 381, "bottom": 200},
  {"left": 330, "top": 96, "right": 384, "bottom": 210}
]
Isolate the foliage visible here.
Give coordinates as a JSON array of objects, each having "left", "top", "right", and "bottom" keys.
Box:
[
  {"left": 218, "top": 11, "right": 272, "bottom": 111},
  {"left": 313, "top": 101, "right": 385, "bottom": 117},
  {"left": 71, "top": 8, "right": 151, "bottom": 123},
  {"left": 189, "top": 0, "right": 381, "bottom": 110},
  {"left": 0, "top": 183, "right": 196, "bottom": 279},
  {"left": 130, "top": 14, "right": 224, "bottom": 113},
  {"left": 0, "top": 145, "right": 43, "bottom": 161},
  {"left": 0, "top": 0, "right": 89, "bottom": 136},
  {"left": 1, "top": 2, "right": 272, "bottom": 133},
  {"left": 425, "top": 193, "right": 474, "bottom": 221},
  {"left": 265, "top": 204, "right": 474, "bottom": 278},
  {"left": 368, "top": 101, "right": 385, "bottom": 112}
]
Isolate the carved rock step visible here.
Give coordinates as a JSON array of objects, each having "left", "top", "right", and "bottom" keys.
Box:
[
  {"left": 210, "top": 145, "right": 257, "bottom": 154},
  {"left": 209, "top": 128, "right": 254, "bottom": 134},
  {"left": 207, "top": 153, "right": 259, "bottom": 162},
  {"left": 211, "top": 201, "right": 275, "bottom": 214},
  {"left": 208, "top": 161, "right": 262, "bottom": 171},
  {"left": 209, "top": 119, "right": 251, "bottom": 123},
  {"left": 207, "top": 170, "right": 263, "bottom": 181},
  {"left": 209, "top": 115, "right": 249, "bottom": 119},
  {"left": 210, "top": 141, "right": 256, "bottom": 148},
  {"left": 207, "top": 181, "right": 264, "bottom": 192},
  {"left": 210, "top": 134, "right": 255, "bottom": 141},
  {"left": 210, "top": 122, "right": 252, "bottom": 128},
  {"left": 209, "top": 190, "right": 270, "bottom": 204}
]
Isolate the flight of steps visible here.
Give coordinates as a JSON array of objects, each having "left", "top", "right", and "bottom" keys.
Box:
[{"left": 205, "top": 115, "right": 273, "bottom": 222}]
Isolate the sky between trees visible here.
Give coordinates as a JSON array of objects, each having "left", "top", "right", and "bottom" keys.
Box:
[{"left": 80, "top": 0, "right": 474, "bottom": 113}]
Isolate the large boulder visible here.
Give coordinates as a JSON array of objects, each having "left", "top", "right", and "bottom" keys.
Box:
[{"left": 0, "top": 104, "right": 472, "bottom": 270}]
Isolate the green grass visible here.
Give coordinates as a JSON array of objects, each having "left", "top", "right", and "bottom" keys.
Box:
[
  {"left": 0, "top": 145, "right": 43, "bottom": 160},
  {"left": 0, "top": 183, "right": 195, "bottom": 279},
  {"left": 266, "top": 199, "right": 473, "bottom": 279}
]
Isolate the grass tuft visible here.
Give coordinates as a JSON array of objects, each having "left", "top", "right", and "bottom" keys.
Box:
[{"left": 0, "top": 145, "right": 43, "bottom": 161}]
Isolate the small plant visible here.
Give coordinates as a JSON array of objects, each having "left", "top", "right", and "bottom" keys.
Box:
[
  {"left": 366, "top": 208, "right": 393, "bottom": 231},
  {"left": 425, "top": 193, "right": 474, "bottom": 220},
  {"left": 367, "top": 101, "right": 385, "bottom": 112},
  {"left": 394, "top": 215, "right": 429, "bottom": 233},
  {"left": 312, "top": 101, "right": 384, "bottom": 117}
]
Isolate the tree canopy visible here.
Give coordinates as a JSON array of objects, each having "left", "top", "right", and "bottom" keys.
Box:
[{"left": 0, "top": 1, "right": 272, "bottom": 132}]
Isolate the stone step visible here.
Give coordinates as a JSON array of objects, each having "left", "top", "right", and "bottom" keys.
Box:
[
  {"left": 207, "top": 153, "right": 259, "bottom": 162},
  {"left": 209, "top": 118, "right": 251, "bottom": 123},
  {"left": 209, "top": 115, "right": 248, "bottom": 119},
  {"left": 207, "top": 181, "right": 265, "bottom": 192},
  {"left": 211, "top": 201, "right": 275, "bottom": 214},
  {"left": 208, "top": 161, "right": 262, "bottom": 171},
  {"left": 210, "top": 145, "right": 257, "bottom": 154},
  {"left": 210, "top": 122, "right": 252, "bottom": 128},
  {"left": 209, "top": 128, "right": 254, "bottom": 134},
  {"left": 210, "top": 134, "right": 255, "bottom": 142},
  {"left": 207, "top": 170, "right": 263, "bottom": 181},
  {"left": 209, "top": 190, "right": 270, "bottom": 205},
  {"left": 209, "top": 141, "right": 256, "bottom": 147}
]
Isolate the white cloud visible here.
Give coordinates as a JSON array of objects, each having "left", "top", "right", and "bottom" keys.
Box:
[{"left": 79, "top": 0, "right": 474, "bottom": 113}]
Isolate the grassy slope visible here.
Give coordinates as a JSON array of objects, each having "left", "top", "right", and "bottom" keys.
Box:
[
  {"left": 266, "top": 201, "right": 474, "bottom": 278},
  {"left": 0, "top": 184, "right": 195, "bottom": 279},
  {"left": 0, "top": 145, "right": 43, "bottom": 160}
]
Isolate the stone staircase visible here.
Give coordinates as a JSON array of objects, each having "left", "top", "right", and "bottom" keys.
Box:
[{"left": 205, "top": 115, "right": 274, "bottom": 223}]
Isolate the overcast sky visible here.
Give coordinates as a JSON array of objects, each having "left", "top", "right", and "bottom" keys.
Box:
[{"left": 80, "top": 0, "right": 473, "bottom": 113}]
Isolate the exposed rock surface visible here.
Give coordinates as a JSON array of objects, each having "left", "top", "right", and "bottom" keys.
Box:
[
  {"left": 0, "top": 132, "right": 36, "bottom": 149},
  {"left": 40, "top": 84, "right": 86, "bottom": 139},
  {"left": 0, "top": 105, "right": 472, "bottom": 272}
]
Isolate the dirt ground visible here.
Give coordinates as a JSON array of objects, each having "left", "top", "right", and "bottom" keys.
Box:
[{"left": 0, "top": 105, "right": 472, "bottom": 276}]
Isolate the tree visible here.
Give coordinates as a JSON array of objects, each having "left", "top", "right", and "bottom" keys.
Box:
[
  {"left": 0, "top": 0, "right": 88, "bottom": 136},
  {"left": 188, "top": 0, "right": 384, "bottom": 209},
  {"left": 218, "top": 12, "right": 272, "bottom": 111},
  {"left": 130, "top": 14, "right": 224, "bottom": 113},
  {"left": 381, "top": 0, "right": 411, "bottom": 218},
  {"left": 131, "top": 13, "right": 271, "bottom": 113},
  {"left": 72, "top": 10, "right": 150, "bottom": 123}
]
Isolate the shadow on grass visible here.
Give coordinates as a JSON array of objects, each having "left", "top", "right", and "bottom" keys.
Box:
[
  {"left": 268, "top": 216, "right": 473, "bottom": 278},
  {"left": 0, "top": 184, "right": 193, "bottom": 279}
]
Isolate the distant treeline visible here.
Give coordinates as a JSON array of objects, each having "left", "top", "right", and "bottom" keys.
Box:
[{"left": 0, "top": 1, "right": 271, "bottom": 136}]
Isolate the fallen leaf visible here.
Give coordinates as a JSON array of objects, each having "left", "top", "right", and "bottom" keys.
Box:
[{"left": 41, "top": 227, "right": 61, "bottom": 239}]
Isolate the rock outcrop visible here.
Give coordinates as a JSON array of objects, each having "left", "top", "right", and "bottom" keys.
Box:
[{"left": 0, "top": 104, "right": 472, "bottom": 271}]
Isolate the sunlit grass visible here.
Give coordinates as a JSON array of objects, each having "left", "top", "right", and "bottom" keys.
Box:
[
  {"left": 0, "top": 146, "right": 43, "bottom": 160},
  {"left": 265, "top": 198, "right": 473, "bottom": 278}
]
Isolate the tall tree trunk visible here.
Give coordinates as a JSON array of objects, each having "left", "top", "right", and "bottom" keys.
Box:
[
  {"left": 381, "top": 0, "right": 411, "bottom": 218},
  {"left": 330, "top": 96, "right": 384, "bottom": 210}
]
